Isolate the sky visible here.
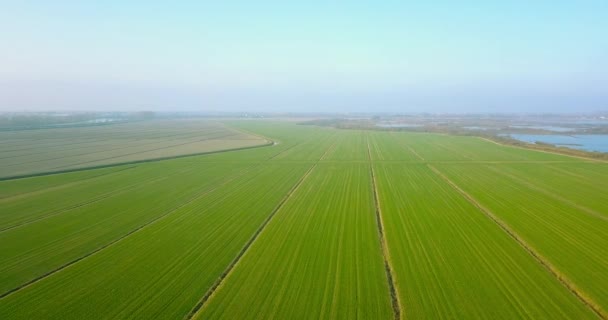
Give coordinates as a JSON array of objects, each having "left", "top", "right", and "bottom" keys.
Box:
[{"left": 1, "top": 1, "right": 607, "bottom": 113}]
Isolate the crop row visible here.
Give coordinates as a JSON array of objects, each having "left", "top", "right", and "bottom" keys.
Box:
[
  {"left": 390, "top": 133, "right": 578, "bottom": 162},
  {"left": 0, "top": 165, "right": 124, "bottom": 200},
  {"left": 0, "top": 161, "right": 255, "bottom": 295},
  {"left": 374, "top": 163, "right": 594, "bottom": 319},
  {"left": 481, "top": 163, "right": 608, "bottom": 217},
  {"left": 197, "top": 164, "right": 393, "bottom": 319},
  {"left": 0, "top": 163, "right": 310, "bottom": 319},
  {"left": 435, "top": 164, "right": 608, "bottom": 315},
  {"left": 1, "top": 121, "right": 605, "bottom": 319}
]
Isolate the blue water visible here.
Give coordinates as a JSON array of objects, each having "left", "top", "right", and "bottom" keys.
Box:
[
  {"left": 510, "top": 125, "right": 575, "bottom": 132},
  {"left": 507, "top": 134, "right": 608, "bottom": 153}
]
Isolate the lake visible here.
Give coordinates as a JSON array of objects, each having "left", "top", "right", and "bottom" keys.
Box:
[
  {"left": 509, "top": 125, "right": 576, "bottom": 132},
  {"left": 507, "top": 134, "right": 608, "bottom": 153}
]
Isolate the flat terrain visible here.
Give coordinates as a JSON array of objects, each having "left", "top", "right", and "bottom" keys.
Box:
[
  {"left": 0, "top": 121, "right": 606, "bottom": 319},
  {"left": 0, "top": 120, "right": 269, "bottom": 178}
]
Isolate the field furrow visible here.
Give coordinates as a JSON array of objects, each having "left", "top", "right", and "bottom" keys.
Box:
[
  {"left": 435, "top": 164, "right": 608, "bottom": 315},
  {"left": 0, "top": 165, "right": 131, "bottom": 199},
  {"left": 196, "top": 164, "right": 393, "bottom": 319},
  {"left": 1, "top": 120, "right": 605, "bottom": 319},
  {"left": 0, "top": 163, "right": 310, "bottom": 319},
  {"left": 484, "top": 163, "right": 608, "bottom": 218},
  {"left": 374, "top": 163, "right": 595, "bottom": 319},
  {"left": 0, "top": 162, "right": 255, "bottom": 295}
]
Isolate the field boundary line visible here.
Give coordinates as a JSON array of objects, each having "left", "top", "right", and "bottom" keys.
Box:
[
  {"left": 428, "top": 164, "right": 607, "bottom": 320},
  {"left": 46, "top": 133, "right": 243, "bottom": 171},
  {"left": 0, "top": 119, "right": 135, "bottom": 133},
  {"left": 0, "top": 164, "right": 260, "bottom": 300},
  {"left": 435, "top": 141, "right": 476, "bottom": 161},
  {"left": 319, "top": 140, "right": 338, "bottom": 161},
  {"left": 0, "top": 165, "right": 200, "bottom": 233},
  {"left": 484, "top": 165, "right": 608, "bottom": 222},
  {"left": 0, "top": 165, "right": 136, "bottom": 202},
  {"left": 186, "top": 140, "right": 334, "bottom": 318},
  {"left": 0, "top": 141, "right": 273, "bottom": 182},
  {"left": 388, "top": 131, "right": 425, "bottom": 162},
  {"left": 1, "top": 188, "right": 130, "bottom": 233},
  {"left": 218, "top": 121, "right": 276, "bottom": 145},
  {"left": 0, "top": 128, "right": 227, "bottom": 161},
  {"left": 367, "top": 139, "right": 403, "bottom": 320},
  {"left": 1, "top": 130, "right": 235, "bottom": 170},
  {"left": 185, "top": 163, "right": 318, "bottom": 319},
  {"left": 429, "top": 160, "right": 588, "bottom": 164},
  {"left": 477, "top": 137, "right": 605, "bottom": 163},
  {"left": 405, "top": 146, "right": 425, "bottom": 162},
  {"left": 546, "top": 165, "right": 608, "bottom": 187},
  {"left": 268, "top": 142, "right": 300, "bottom": 160}
]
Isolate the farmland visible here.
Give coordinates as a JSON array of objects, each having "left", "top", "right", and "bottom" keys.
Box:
[
  {"left": 0, "top": 120, "right": 606, "bottom": 319},
  {"left": 0, "top": 120, "right": 269, "bottom": 178}
]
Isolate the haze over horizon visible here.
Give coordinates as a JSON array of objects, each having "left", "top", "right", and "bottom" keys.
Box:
[{"left": 1, "top": 1, "right": 607, "bottom": 113}]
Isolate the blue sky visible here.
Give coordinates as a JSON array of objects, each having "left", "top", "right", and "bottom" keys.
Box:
[{"left": 1, "top": 1, "right": 607, "bottom": 113}]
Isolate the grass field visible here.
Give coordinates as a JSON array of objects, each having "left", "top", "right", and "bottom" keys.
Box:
[{"left": 0, "top": 120, "right": 606, "bottom": 319}]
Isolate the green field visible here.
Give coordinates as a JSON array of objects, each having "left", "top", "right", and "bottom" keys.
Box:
[{"left": 0, "top": 120, "right": 606, "bottom": 319}]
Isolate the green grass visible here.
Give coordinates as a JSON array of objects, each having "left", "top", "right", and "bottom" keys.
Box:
[
  {"left": 0, "top": 163, "right": 309, "bottom": 319},
  {"left": 367, "top": 131, "right": 421, "bottom": 161},
  {"left": 196, "top": 164, "right": 393, "bottom": 319},
  {"left": 323, "top": 130, "right": 369, "bottom": 161},
  {"left": 483, "top": 163, "right": 608, "bottom": 217},
  {"left": 0, "top": 120, "right": 605, "bottom": 319},
  {"left": 0, "top": 166, "right": 125, "bottom": 199},
  {"left": 0, "top": 165, "right": 156, "bottom": 230},
  {"left": 393, "top": 133, "right": 580, "bottom": 162},
  {"left": 436, "top": 163, "right": 608, "bottom": 315},
  {"left": 0, "top": 161, "right": 253, "bottom": 295},
  {"left": 374, "top": 163, "right": 594, "bottom": 319}
]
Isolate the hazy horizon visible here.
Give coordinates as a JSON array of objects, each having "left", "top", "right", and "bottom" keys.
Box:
[{"left": 1, "top": 1, "right": 607, "bottom": 113}]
